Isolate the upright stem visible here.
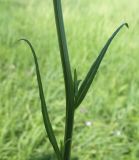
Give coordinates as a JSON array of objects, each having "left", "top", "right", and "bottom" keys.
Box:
[{"left": 53, "top": 0, "right": 75, "bottom": 160}]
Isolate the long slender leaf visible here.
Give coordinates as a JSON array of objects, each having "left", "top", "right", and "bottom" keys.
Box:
[
  {"left": 53, "top": 0, "right": 73, "bottom": 96},
  {"left": 75, "top": 23, "right": 128, "bottom": 108},
  {"left": 53, "top": 1, "right": 75, "bottom": 160},
  {"left": 18, "top": 39, "right": 62, "bottom": 160}
]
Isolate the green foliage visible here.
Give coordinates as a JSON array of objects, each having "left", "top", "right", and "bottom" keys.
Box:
[
  {"left": 1, "top": 0, "right": 139, "bottom": 160},
  {"left": 18, "top": 39, "right": 62, "bottom": 160},
  {"left": 74, "top": 23, "right": 128, "bottom": 108},
  {"left": 18, "top": 1, "right": 128, "bottom": 160}
]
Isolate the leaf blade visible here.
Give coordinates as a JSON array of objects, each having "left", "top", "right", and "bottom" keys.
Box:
[
  {"left": 18, "top": 39, "right": 62, "bottom": 160},
  {"left": 53, "top": 1, "right": 75, "bottom": 160},
  {"left": 75, "top": 23, "right": 128, "bottom": 108}
]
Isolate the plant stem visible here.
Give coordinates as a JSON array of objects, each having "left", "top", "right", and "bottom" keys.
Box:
[{"left": 53, "top": 0, "right": 75, "bottom": 160}]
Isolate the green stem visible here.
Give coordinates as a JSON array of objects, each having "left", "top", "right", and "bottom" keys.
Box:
[{"left": 53, "top": 0, "right": 75, "bottom": 160}]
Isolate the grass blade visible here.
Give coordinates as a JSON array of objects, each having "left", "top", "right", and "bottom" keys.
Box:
[
  {"left": 53, "top": 0, "right": 73, "bottom": 91},
  {"left": 75, "top": 23, "right": 129, "bottom": 108},
  {"left": 53, "top": 1, "right": 75, "bottom": 160},
  {"left": 18, "top": 39, "right": 62, "bottom": 160}
]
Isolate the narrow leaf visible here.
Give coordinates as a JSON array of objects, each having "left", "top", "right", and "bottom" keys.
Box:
[
  {"left": 53, "top": 0, "right": 73, "bottom": 99},
  {"left": 53, "top": 1, "right": 75, "bottom": 160},
  {"left": 75, "top": 23, "right": 128, "bottom": 108},
  {"left": 18, "top": 39, "right": 62, "bottom": 160}
]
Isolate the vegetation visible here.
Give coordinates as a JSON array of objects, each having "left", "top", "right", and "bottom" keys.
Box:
[{"left": 0, "top": 0, "right": 139, "bottom": 160}]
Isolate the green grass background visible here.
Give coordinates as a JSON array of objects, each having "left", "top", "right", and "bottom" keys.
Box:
[{"left": 1, "top": 0, "right": 139, "bottom": 159}]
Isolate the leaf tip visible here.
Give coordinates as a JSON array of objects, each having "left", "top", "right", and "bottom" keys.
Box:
[{"left": 124, "top": 22, "right": 129, "bottom": 29}]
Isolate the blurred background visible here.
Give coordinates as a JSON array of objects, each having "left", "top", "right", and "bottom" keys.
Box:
[{"left": 0, "top": 0, "right": 139, "bottom": 160}]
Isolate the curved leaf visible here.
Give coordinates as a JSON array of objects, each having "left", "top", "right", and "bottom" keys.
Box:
[
  {"left": 75, "top": 23, "right": 129, "bottom": 108},
  {"left": 18, "top": 39, "right": 62, "bottom": 160}
]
